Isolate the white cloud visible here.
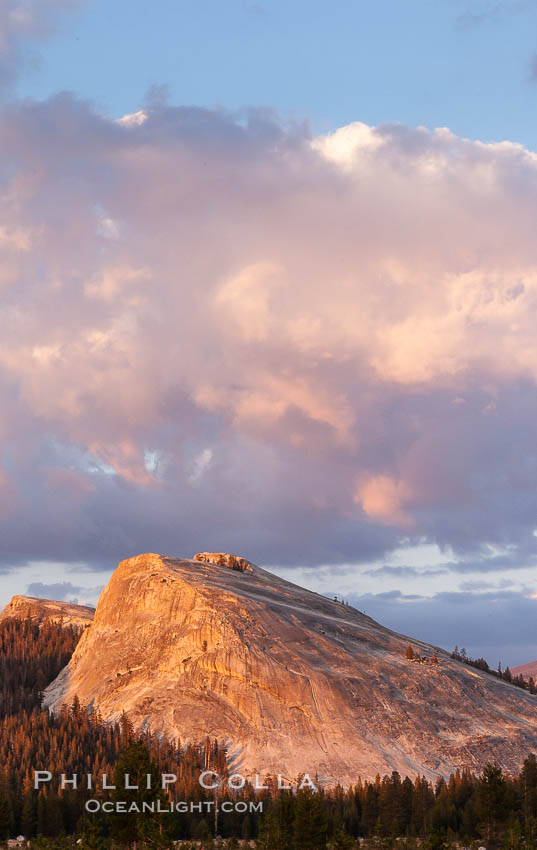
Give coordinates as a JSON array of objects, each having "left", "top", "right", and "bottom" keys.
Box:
[
  {"left": 116, "top": 110, "right": 148, "bottom": 128},
  {"left": 188, "top": 448, "right": 213, "bottom": 483}
]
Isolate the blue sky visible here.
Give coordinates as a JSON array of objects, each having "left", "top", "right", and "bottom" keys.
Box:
[
  {"left": 16, "top": 0, "right": 537, "bottom": 147},
  {"left": 5, "top": 0, "right": 537, "bottom": 667}
]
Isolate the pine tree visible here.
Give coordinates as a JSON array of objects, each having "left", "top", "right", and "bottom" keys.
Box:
[
  {"left": 293, "top": 789, "right": 328, "bottom": 850},
  {"left": 476, "top": 763, "right": 506, "bottom": 844},
  {"left": 43, "top": 793, "right": 64, "bottom": 837},
  {"left": 241, "top": 813, "right": 253, "bottom": 840},
  {"left": 110, "top": 739, "right": 169, "bottom": 850},
  {"left": 258, "top": 806, "right": 278, "bottom": 849},
  {"left": 521, "top": 753, "right": 537, "bottom": 828},
  {"left": 20, "top": 790, "right": 36, "bottom": 838},
  {"left": 78, "top": 816, "right": 107, "bottom": 850},
  {"left": 0, "top": 774, "right": 13, "bottom": 839},
  {"left": 332, "top": 827, "right": 355, "bottom": 848},
  {"left": 504, "top": 814, "right": 522, "bottom": 850}
]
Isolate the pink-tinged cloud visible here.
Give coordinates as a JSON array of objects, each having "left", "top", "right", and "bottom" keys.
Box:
[
  {"left": 43, "top": 467, "right": 96, "bottom": 499},
  {"left": 356, "top": 475, "right": 414, "bottom": 530},
  {"left": 2, "top": 100, "right": 537, "bottom": 569}
]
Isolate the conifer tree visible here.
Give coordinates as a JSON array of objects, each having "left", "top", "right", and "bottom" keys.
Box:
[
  {"left": 0, "top": 773, "right": 13, "bottom": 839},
  {"left": 78, "top": 816, "right": 108, "bottom": 850},
  {"left": 521, "top": 753, "right": 537, "bottom": 829},
  {"left": 332, "top": 826, "right": 355, "bottom": 848},
  {"left": 110, "top": 740, "right": 169, "bottom": 849},
  {"left": 293, "top": 788, "right": 328, "bottom": 850},
  {"left": 476, "top": 763, "right": 506, "bottom": 844},
  {"left": 20, "top": 789, "right": 36, "bottom": 838}
]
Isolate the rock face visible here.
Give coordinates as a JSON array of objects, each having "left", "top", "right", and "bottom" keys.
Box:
[
  {"left": 45, "top": 553, "right": 537, "bottom": 784},
  {"left": 0, "top": 595, "right": 95, "bottom": 628},
  {"left": 193, "top": 552, "right": 254, "bottom": 572}
]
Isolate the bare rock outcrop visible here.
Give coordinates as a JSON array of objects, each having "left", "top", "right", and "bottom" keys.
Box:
[
  {"left": 193, "top": 552, "right": 255, "bottom": 572},
  {"left": 0, "top": 595, "right": 95, "bottom": 628},
  {"left": 44, "top": 553, "right": 537, "bottom": 784},
  {"left": 512, "top": 659, "right": 537, "bottom": 680}
]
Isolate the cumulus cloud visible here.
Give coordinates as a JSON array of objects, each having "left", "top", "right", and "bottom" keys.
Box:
[{"left": 3, "top": 101, "right": 537, "bottom": 577}]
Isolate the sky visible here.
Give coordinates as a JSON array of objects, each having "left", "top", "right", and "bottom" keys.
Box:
[{"left": 3, "top": 0, "right": 537, "bottom": 665}]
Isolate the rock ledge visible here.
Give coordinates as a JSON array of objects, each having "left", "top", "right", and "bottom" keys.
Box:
[{"left": 193, "top": 552, "right": 254, "bottom": 572}]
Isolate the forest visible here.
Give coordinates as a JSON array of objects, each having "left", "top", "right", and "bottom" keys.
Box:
[{"left": 2, "top": 617, "right": 537, "bottom": 849}]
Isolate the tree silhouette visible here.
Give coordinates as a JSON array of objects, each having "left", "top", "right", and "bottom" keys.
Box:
[{"left": 110, "top": 740, "right": 169, "bottom": 850}]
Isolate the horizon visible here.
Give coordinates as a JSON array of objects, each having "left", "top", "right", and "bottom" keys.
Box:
[
  {"left": 0, "top": 548, "right": 533, "bottom": 671},
  {"left": 2, "top": 1, "right": 537, "bottom": 668}
]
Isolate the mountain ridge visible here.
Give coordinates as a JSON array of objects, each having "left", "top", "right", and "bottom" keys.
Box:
[
  {"left": 0, "top": 595, "right": 95, "bottom": 627},
  {"left": 512, "top": 659, "right": 537, "bottom": 680},
  {"left": 43, "top": 552, "right": 537, "bottom": 785}
]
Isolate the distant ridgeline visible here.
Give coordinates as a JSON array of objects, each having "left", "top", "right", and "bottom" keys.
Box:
[
  {"left": 451, "top": 645, "right": 537, "bottom": 694},
  {"left": 4, "top": 616, "right": 537, "bottom": 848}
]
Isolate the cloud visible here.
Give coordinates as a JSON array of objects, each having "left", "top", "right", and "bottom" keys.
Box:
[
  {"left": 352, "top": 588, "right": 537, "bottom": 667},
  {"left": 454, "top": 0, "right": 536, "bottom": 29},
  {"left": 455, "top": 3, "right": 503, "bottom": 29},
  {"left": 356, "top": 475, "right": 414, "bottom": 529},
  {"left": 364, "top": 566, "right": 449, "bottom": 579},
  {"left": 0, "top": 1, "right": 85, "bottom": 92},
  {"left": 373, "top": 590, "right": 425, "bottom": 601},
  {"left": 3, "top": 102, "right": 537, "bottom": 579},
  {"left": 443, "top": 542, "right": 537, "bottom": 574},
  {"left": 26, "top": 580, "right": 83, "bottom": 600},
  {"left": 458, "top": 578, "right": 512, "bottom": 590}
]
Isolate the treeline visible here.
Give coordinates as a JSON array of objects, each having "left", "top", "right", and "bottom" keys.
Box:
[
  {"left": 6, "top": 753, "right": 537, "bottom": 848},
  {"left": 451, "top": 645, "right": 537, "bottom": 694},
  {"left": 257, "top": 757, "right": 537, "bottom": 848},
  {"left": 5, "top": 616, "right": 537, "bottom": 848},
  {"left": 0, "top": 618, "right": 81, "bottom": 716},
  {"left": 0, "top": 618, "right": 226, "bottom": 839},
  {"left": 0, "top": 702, "right": 231, "bottom": 840}
]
